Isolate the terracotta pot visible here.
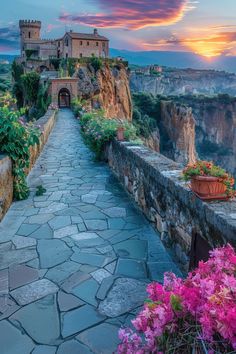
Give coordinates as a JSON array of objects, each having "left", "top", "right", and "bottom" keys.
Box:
[
  {"left": 190, "top": 176, "right": 226, "bottom": 198},
  {"left": 117, "top": 127, "right": 125, "bottom": 141}
]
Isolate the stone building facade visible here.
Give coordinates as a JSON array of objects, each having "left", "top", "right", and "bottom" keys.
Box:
[{"left": 19, "top": 20, "right": 109, "bottom": 61}]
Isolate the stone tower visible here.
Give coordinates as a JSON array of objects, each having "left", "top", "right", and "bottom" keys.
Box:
[{"left": 19, "top": 20, "right": 41, "bottom": 54}]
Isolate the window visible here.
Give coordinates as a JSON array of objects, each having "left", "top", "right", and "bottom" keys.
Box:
[
  {"left": 65, "top": 38, "right": 69, "bottom": 46},
  {"left": 28, "top": 32, "right": 31, "bottom": 39},
  {"left": 66, "top": 53, "right": 68, "bottom": 59},
  {"left": 80, "top": 41, "right": 83, "bottom": 45},
  {"left": 96, "top": 42, "right": 98, "bottom": 46},
  {"left": 58, "top": 42, "right": 60, "bottom": 47},
  {"left": 80, "top": 53, "right": 83, "bottom": 58},
  {"left": 87, "top": 41, "right": 89, "bottom": 46}
]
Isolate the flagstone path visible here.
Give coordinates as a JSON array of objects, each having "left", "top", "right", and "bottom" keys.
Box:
[{"left": 0, "top": 109, "right": 181, "bottom": 354}]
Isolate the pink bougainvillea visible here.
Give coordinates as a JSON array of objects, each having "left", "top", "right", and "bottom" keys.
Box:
[{"left": 118, "top": 244, "right": 236, "bottom": 353}]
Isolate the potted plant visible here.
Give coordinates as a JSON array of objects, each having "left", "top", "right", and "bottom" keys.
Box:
[
  {"left": 182, "top": 160, "right": 236, "bottom": 200},
  {"left": 117, "top": 125, "right": 125, "bottom": 141}
]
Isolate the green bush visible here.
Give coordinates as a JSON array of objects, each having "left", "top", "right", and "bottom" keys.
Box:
[
  {"left": 79, "top": 110, "right": 138, "bottom": 159},
  {"left": 0, "top": 105, "right": 40, "bottom": 199},
  {"left": 90, "top": 56, "right": 103, "bottom": 72},
  {"left": 21, "top": 72, "right": 40, "bottom": 106}
]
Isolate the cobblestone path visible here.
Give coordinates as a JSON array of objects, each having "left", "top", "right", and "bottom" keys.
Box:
[{"left": 0, "top": 109, "right": 180, "bottom": 354}]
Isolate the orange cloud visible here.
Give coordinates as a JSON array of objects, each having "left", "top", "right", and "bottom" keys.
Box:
[
  {"left": 59, "top": 0, "right": 192, "bottom": 30},
  {"left": 142, "top": 29, "right": 236, "bottom": 57}
]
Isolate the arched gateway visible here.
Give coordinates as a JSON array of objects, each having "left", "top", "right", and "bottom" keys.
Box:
[
  {"left": 58, "top": 88, "right": 71, "bottom": 108},
  {"left": 50, "top": 78, "right": 78, "bottom": 109}
]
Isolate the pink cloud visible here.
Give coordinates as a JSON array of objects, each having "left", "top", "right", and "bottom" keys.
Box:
[{"left": 59, "top": 0, "right": 191, "bottom": 30}]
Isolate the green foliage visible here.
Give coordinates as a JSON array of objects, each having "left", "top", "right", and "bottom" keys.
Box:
[
  {"left": 0, "top": 106, "right": 40, "bottom": 200},
  {"left": 79, "top": 110, "right": 138, "bottom": 159},
  {"left": 67, "top": 58, "right": 78, "bottom": 77},
  {"left": 25, "top": 49, "right": 38, "bottom": 60},
  {"left": 35, "top": 185, "right": 46, "bottom": 196},
  {"left": 33, "top": 83, "right": 51, "bottom": 119},
  {"left": 71, "top": 97, "right": 85, "bottom": 117},
  {"left": 90, "top": 56, "right": 102, "bottom": 72},
  {"left": 21, "top": 72, "right": 40, "bottom": 106},
  {"left": 12, "top": 61, "right": 24, "bottom": 108},
  {"left": 49, "top": 58, "right": 61, "bottom": 70}
]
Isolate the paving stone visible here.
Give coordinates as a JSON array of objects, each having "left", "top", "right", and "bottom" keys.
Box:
[
  {"left": 9, "top": 264, "right": 39, "bottom": 290},
  {"left": 72, "top": 235, "right": 105, "bottom": 248},
  {"left": 71, "top": 215, "right": 84, "bottom": 224},
  {"left": 108, "top": 218, "right": 126, "bottom": 230},
  {"left": 32, "top": 345, "right": 57, "bottom": 354},
  {"left": 61, "top": 304, "right": 106, "bottom": 338},
  {"left": 39, "top": 202, "right": 68, "bottom": 214},
  {"left": 0, "top": 295, "right": 20, "bottom": 320},
  {"left": 12, "top": 235, "right": 36, "bottom": 249},
  {"left": 72, "top": 278, "right": 99, "bottom": 306},
  {"left": 105, "top": 261, "right": 117, "bottom": 274},
  {"left": 48, "top": 216, "right": 71, "bottom": 230},
  {"left": 91, "top": 269, "right": 111, "bottom": 283},
  {"left": 38, "top": 239, "right": 72, "bottom": 268},
  {"left": 30, "top": 224, "right": 53, "bottom": 239},
  {"left": 54, "top": 225, "right": 78, "bottom": 239},
  {"left": 96, "top": 276, "right": 118, "bottom": 301},
  {"left": 17, "top": 223, "right": 40, "bottom": 236},
  {"left": 147, "top": 262, "right": 182, "bottom": 283},
  {"left": 11, "top": 295, "right": 60, "bottom": 345},
  {"left": 98, "top": 277, "right": 147, "bottom": 317},
  {"left": 84, "top": 219, "right": 108, "bottom": 231},
  {"left": 0, "top": 216, "right": 26, "bottom": 242},
  {"left": 0, "top": 249, "right": 37, "bottom": 270},
  {"left": 55, "top": 207, "right": 80, "bottom": 216},
  {"left": 61, "top": 271, "right": 91, "bottom": 293},
  {"left": 45, "top": 260, "right": 81, "bottom": 284},
  {"left": 115, "top": 259, "right": 147, "bottom": 279},
  {"left": 0, "top": 320, "right": 34, "bottom": 354},
  {"left": 10, "top": 279, "right": 58, "bottom": 305},
  {"left": 81, "top": 193, "right": 98, "bottom": 204},
  {"left": 57, "top": 339, "right": 92, "bottom": 354},
  {"left": 26, "top": 214, "right": 54, "bottom": 224},
  {"left": 103, "top": 207, "right": 126, "bottom": 218},
  {"left": 58, "top": 290, "right": 84, "bottom": 312},
  {"left": 114, "top": 240, "right": 148, "bottom": 260},
  {"left": 0, "top": 270, "right": 8, "bottom": 295},
  {"left": 71, "top": 232, "right": 98, "bottom": 241},
  {"left": 77, "top": 323, "right": 120, "bottom": 354},
  {"left": 71, "top": 251, "right": 113, "bottom": 267}
]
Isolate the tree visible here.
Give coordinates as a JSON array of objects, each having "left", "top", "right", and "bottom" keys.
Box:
[
  {"left": 12, "top": 60, "right": 24, "bottom": 108},
  {"left": 21, "top": 72, "right": 40, "bottom": 106}
]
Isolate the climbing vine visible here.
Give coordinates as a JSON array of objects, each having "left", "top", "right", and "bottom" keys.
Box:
[{"left": 0, "top": 104, "right": 40, "bottom": 200}]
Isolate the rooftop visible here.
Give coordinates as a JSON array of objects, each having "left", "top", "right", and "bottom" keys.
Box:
[{"left": 66, "top": 31, "right": 109, "bottom": 41}]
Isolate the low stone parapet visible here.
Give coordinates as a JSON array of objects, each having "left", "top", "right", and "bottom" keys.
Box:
[
  {"left": 105, "top": 141, "right": 236, "bottom": 270},
  {"left": 0, "top": 109, "right": 57, "bottom": 221}
]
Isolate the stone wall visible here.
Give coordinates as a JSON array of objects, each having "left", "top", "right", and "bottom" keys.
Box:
[
  {"left": 105, "top": 141, "right": 236, "bottom": 270},
  {"left": 0, "top": 109, "right": 57, "bottom": 221}
]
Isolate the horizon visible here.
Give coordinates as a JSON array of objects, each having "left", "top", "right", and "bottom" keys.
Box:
[{"left": 1, "top": 0, "right": 236, "bottom": 60}]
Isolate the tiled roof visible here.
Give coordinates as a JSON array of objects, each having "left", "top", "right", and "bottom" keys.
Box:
[{"left": 66, "top": 32, "right": 109, "bottom": 41}]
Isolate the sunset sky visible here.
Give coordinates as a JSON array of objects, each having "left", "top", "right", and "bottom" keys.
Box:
[{"left": 1, "top": 0, "right": 236, "bottom": 58}]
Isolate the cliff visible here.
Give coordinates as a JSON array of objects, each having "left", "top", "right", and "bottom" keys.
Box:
[
  {"left": 130, "top": 69, "right": 236, "bottom": 96},
  {"left": 159, "top": 101, "right": 196, "bottom": 164},
  {"left": 76, "top": 63, "right": 132, "bottom": 120}
]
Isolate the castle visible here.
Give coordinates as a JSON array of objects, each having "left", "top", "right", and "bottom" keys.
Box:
[{"left": 19, "top": 20, "right": 109, "bottom": 60}]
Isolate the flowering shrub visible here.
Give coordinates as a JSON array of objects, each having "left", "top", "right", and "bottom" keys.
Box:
[
  {"left": 48, "top": 103, "right": 58, "bottom": 110},
  {"left": 79, "top": 110, "right": 139, "bottom": 159},
  {"left": 0, "top": 106, "right": 40, "bottom": 200},
  {"left": 182, "top": 160, "right": 236, "bottom": 197},
  {"left": 118, "top": 244, "right": 236, "bottom": 353}
]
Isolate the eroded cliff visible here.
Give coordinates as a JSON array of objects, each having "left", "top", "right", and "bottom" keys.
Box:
[{"left": 76, "top": 62, "right": 132, "bottom": 120}]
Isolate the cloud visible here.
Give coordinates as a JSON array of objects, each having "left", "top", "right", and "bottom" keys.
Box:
[
  {"left": 59, "top": 0, "right": 193, "bottom": 30},
  {"left": 0, "top": 25, "right": 19, "bottom": 52},
  {"left": 142, "top": 29, "right": 236, "bottom": 57}
]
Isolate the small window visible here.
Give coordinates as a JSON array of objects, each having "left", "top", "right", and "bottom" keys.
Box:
[
  {"left": 66, "top": 53, "right": 68, "bottom": 59},
  {"left": 65, "top": 38, "right": 69, "bottom": 46},
  {"left": 58, "top": 42, "right": 60, "bottom": 47},
  {"left": 28, "top": 31, "right": 31, "bottom": 38},
  {"left": 96, "top": 42, "right": 98, "bottom": 46},
  {"left": 87, "top": 41, "right": 89, "bottom": 46},
  {"left": 80, "top": 41, "right": 83, "bottom": 45},
  {"left": 80, "top": 53, "right": 83, "bottom": 58}
]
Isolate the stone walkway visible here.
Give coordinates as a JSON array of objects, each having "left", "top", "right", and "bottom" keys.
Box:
[{"left": 0, "top": 109, "right": 180, "bottom": 354}]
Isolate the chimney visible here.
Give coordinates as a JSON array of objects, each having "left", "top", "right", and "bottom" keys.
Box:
[
  {"left": 94, "top": 29, "right": 98, "bottom": 36},
  {"left": 70, "top": 29, "right": 73, "bottom": 33}
]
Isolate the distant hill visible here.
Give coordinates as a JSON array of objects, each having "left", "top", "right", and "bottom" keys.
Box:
[
  {"left": 110, "top": 49, "right": 236, "bottom": 73},
  {"left": 0, "top": 54, "right": 17, "bottom": 63}
]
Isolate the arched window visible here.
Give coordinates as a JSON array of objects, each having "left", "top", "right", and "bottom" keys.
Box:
[{"left": 29, "top": 32, "right": 31, "bottom": 39}]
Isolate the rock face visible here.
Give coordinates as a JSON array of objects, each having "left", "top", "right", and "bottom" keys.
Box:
[
  {"left": 76, "top": 63, "right": 132, "bottom": 120},
  {"left": 130, "top": 69, "right": 236, "bottom": 96},
  {"left": 0, "top": 156, "right": 13, "bottom": 221},
  {"left": 159, "top": 101, "right": 196, "bottom": 164},
  {"left": 168, "top": 96, "right": 236, "bottom": 176}
]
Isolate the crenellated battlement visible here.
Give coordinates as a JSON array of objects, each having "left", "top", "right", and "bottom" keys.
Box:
[{"left": 19, "top": 20, "right": 41, "bottom": 28}]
